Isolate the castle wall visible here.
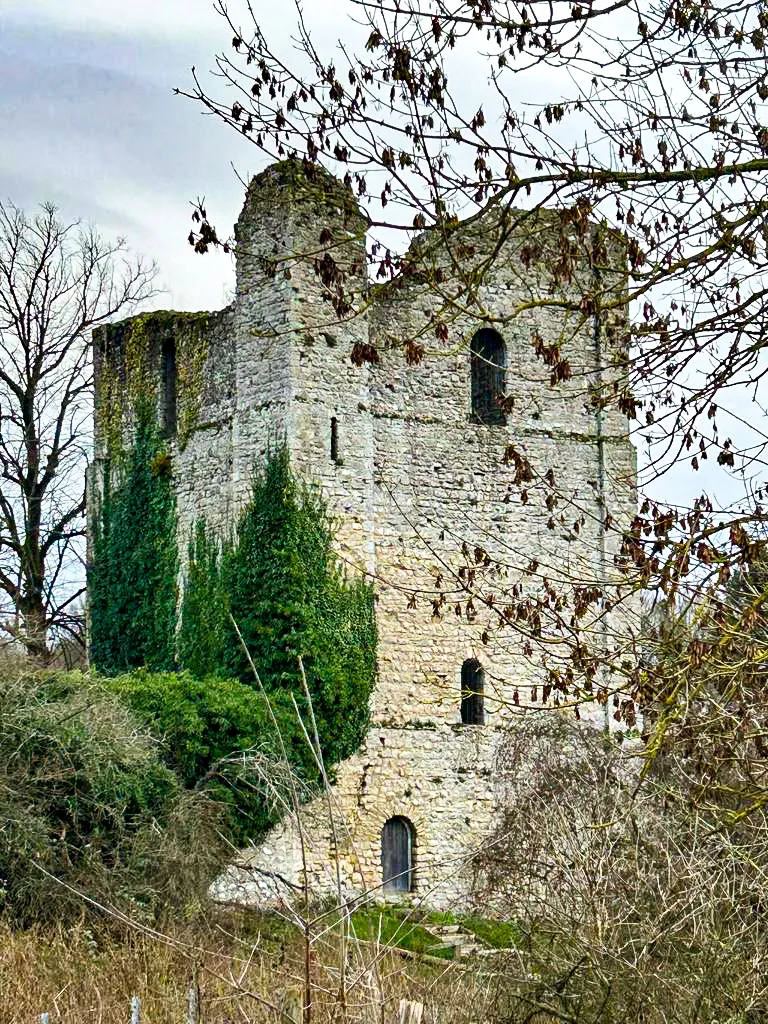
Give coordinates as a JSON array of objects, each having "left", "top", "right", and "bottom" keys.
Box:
[
  {"left": 213, "top": 723, "right": 499, "bottom": 908},
  {"left": 174, "top": 308, "right": 236, "bottom": 545},
  {"left": 93, "top": 162, "right": 638, "bottom": 910},
  {"left": 211, "top": 184, "right": 638, "bottom": 910}
]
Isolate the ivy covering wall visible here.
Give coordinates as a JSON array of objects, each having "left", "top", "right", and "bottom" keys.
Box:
[
  {"left": 179, "top": 449, "right": 378, "bottom": 772},
  {"left": 89, "top": 397, "right": 377, "bottom": 840},
  {"left": 89, "top": 415, "right": 177, "bottom": 673},
  {"left": 95, "top": 311, "right": 211, "bottom": 456},
  {"left": 176, "top": 520, "right": 229, "bottom": 679}
]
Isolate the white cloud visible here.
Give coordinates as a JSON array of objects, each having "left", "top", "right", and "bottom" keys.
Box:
[
  {"left": 1, "top": 0, "right": 219, "bottom": 42},
  {"left": 0, "top": 0, "right": 749, "bottom": 512},
  {"left": 0, "top": 0, "right": 362, "bottom": 310}
]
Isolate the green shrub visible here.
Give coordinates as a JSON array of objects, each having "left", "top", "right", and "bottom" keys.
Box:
[
  {"left": 105, "top": 670, "right": 317, "bottom": 844},
  {"left": 106, "top": 669, "right": 261, "bottom": 786},
  {"left": 0, "top": 671, "right": 226, "bottom": 923}
]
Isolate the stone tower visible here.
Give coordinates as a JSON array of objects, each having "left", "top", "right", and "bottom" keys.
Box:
[{"left": 91, "top": 161, "right": 636, "bottom": 908}]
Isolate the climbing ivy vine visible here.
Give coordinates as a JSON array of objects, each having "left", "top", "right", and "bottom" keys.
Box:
[
  {"left": 177, "top": 520, "right": 229, "bottom": 679},
  {"left": 91, "top": 311, "right": 211, "bottom": 672},
  {"left": 90, "top": 301, "right": 376, "bottom": 836},
  {"left": 178, "top": 448, "right": 378, "bottom": 785},
  {"left": 95, "top": 311, "right": 211, "bottom": 460},
  {"left": 89, "top": 413, "right": 178, "bottom": 673},
  {"left": 91, "top": 437, "right": 377, "bottom": 841}
]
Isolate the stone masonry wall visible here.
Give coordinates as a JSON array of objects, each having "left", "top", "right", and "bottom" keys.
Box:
[{"left": 93, "top": 161, "right": 638, "bottom": 910}]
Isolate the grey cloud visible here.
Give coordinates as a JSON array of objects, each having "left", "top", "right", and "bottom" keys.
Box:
[{"left": 0, "top": 15, "right": 252, "bottom": 308}]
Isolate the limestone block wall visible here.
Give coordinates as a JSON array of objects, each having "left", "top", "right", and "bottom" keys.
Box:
[
  {"left": 212, "top": 722, "right": 501, "bottom": 909},
  {"left": 91, "top": 307, "right": 238, "bottom": 550},
  {"left": 363, "top": 213, "right": 636, "bottom": 730},
  {"left": 174, "top": 308, "right": 236, "bottom": 545},
  {"left": 93, "top": 161, "right": 638, "bottom": 909},
  {"left": 228, "top": 162, "right": 376, "bottom": 569},
  {"left": 215, "top": 198, "right": 638, "bottom": 908}
]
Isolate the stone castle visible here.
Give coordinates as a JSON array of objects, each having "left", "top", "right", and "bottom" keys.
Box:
[{"left": 92, "top": 160, "right": 636, "bottom": 908}]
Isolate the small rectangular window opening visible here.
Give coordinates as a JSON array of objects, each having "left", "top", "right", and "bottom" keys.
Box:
[
  {"left": 161, "top": 336, "right": 178, "bottom": 438},
  {"left": 461, "top": 659, "right": 485, "bottom": 725},
  {"left": 330, "top": 416, "right": 339, "bottom": 463}
]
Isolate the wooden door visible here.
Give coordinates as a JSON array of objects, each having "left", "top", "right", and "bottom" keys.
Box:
[{"left": 382, "top": 817, "right": 413, "bottom": 892}]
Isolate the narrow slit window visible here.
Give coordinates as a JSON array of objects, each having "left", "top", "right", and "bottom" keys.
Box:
[
  {"left": 330, "top": 416, "right": 339, "bottom": 462},
  {"left": 470, "top": 328, "right": 506, "bottom": 425},
  {"left": 161, "top": 336, "right": 178, "bottom": 438},
  {"left": 461, "top": 659, "right": 485, "bottom": 725}
]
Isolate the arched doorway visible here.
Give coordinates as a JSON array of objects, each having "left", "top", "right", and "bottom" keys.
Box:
[{"left": 381, "top": 816, "right": 415, "bottom": 893}]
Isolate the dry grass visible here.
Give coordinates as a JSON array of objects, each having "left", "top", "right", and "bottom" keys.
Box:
[{"left": 0, "top": 907, "right": 492, "bottom": 1024}]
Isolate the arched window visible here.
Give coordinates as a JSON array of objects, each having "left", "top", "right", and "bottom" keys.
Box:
[
  {"left": 470, "top": 328, "right": 506, "bottom": 425},
  {"left": 461, "top": 659, "right": 485, "bottom": 725},
  {"left": 381, "top": 816, "right": 415, "bottom": 892}
]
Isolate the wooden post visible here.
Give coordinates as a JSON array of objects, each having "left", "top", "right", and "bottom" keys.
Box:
[
  {"left": 187, "top": 978, "right": 201, "bottom": 1024},
  {"left": 398, "top": 1000, "right": 424, "bottom": 1024},
  {"left": 130, "top": 995, "right": 141, "bottom": 1024}
]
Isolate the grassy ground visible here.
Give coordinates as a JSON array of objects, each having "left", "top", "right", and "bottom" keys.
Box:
[
  {"left": 0, "top": 907, "right": 498, "bottom": 1024},
  {"left": 350, "top": 906, "right": 455, "bottom": 959},
  {"left": 417, "top": 909, "right": 522, "bottom": 949},
  {"left": 5, "top": 902, "right": 752, "bottom": 1023},
  {"left": 349, "top": 905, "right": 521, "bottom": 957}
]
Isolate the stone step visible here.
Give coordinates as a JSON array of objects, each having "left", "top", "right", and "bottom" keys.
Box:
[
  {"left": 427, "top": 940, "right": 485, "bottom": 958},
  {"left": 425, "top": 924, "right": 489, "bottom": 959}
]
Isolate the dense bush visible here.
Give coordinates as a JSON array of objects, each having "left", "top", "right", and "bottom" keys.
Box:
[
  {"left": 0, "top": 670, "right": 226, "bottom": 923},
  {"left": 106, "top": 670, "right": 315, "bottom": 843}
]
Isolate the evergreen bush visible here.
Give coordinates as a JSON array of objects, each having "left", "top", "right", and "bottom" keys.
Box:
[
  {"left": 106, "top": 669, "right": 309, "bottom": 842},
  {"left": 0, "top": 670, "right": 226, "bottom": 923}
]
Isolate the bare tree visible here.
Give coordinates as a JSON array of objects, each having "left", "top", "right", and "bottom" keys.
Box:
[
  {"left": 178, "top": 0, "right": 768, "bottom": 728},
  {"left": 474, "top": 715, "right": 768, "bottom": 1022},
  {"left": 0, "top": 202, "right": 156, "bottom": 659}
]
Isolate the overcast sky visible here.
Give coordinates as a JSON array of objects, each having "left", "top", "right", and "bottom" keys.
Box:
[
  {"left": 0, "top": 0, "right": 757, "bottom": 515},
  {"left": 0, "top": 0, "right": 258, "bottom": 310}
]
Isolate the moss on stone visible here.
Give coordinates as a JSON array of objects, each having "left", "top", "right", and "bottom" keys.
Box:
[
  {"left": 94, "top": 310, "right": 212, "bottom": 459},
  {"left": 245, "top": 158, "right": 364, "bottom": 224},
  {"left": 350, "top": 907, "right": 455, "bottom": 960}
]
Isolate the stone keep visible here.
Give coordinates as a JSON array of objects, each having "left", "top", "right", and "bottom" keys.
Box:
[{"left": 91, "top": 161, "right": 636, "bottom": 907}]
